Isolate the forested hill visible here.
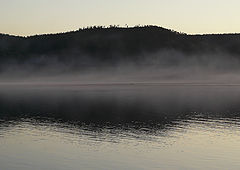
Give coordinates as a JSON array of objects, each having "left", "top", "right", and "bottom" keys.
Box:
[{"left": 0, "top": 25, "right": 240, "bottom": 65}]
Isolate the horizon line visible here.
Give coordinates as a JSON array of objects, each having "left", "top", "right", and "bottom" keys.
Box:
[{"left": 1, "top": 25, "right": 240, "bottom": 37}]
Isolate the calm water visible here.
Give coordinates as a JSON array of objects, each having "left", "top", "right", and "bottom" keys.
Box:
[{"left": 1, "top": 84, "right": 240, "bottom": 170}]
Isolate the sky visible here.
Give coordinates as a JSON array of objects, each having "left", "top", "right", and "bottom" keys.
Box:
[{"left": 0, "top": 0, "right": 239, "bottom": 36}]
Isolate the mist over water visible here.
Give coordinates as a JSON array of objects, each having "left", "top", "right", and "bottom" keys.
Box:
[{"left": 1, "top": 50, "right": 240, "bottom": 84}]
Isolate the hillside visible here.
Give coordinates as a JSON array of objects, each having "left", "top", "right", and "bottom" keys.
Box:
[{"left": 0, "top": 25, "right": 240, "bottom": 71}]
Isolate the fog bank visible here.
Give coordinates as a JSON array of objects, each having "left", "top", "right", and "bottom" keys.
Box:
[{"left": 0, "top": 50, "right": 240, "bottom": 84}]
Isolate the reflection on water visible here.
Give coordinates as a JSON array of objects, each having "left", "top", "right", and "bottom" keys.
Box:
[{"left": 0, "top": 84, "right": 240, "bottom": 170}]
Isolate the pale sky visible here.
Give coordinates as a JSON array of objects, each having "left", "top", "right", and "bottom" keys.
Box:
[{"left": 0, "top": 0, "right": 239, "bottom": 36}]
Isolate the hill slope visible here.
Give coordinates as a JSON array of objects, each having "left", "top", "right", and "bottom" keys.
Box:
[{"left": 0, "top": 26, "right": 240, "bottom": 82}]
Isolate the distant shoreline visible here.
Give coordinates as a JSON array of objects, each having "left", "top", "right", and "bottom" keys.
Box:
[{"left": 1, "top": 82, "right": 240, "bottom": 87}]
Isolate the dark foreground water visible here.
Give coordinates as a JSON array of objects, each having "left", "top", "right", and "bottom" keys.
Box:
[{"left": 1, "top": 84, "right": 240, "bottom": 170}]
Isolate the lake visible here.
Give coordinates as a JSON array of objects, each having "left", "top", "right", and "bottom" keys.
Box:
[{"left": 0, "top": 84, "right": 240, "bottom": 170}]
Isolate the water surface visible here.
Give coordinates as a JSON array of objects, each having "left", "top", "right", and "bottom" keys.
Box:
[{"left": 0, "top": 84, "right": 240, "bottom": 170}]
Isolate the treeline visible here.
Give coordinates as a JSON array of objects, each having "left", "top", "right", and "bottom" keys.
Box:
[{"left": 0, "top": 25, "right": 240, "bottom": 67}]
